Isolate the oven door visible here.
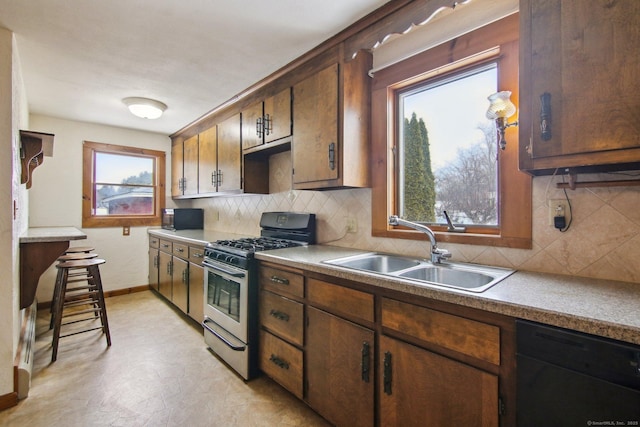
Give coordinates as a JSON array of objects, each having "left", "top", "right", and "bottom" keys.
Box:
[{"left": 202, "top": 258, "right": 247, "bottom": 342}]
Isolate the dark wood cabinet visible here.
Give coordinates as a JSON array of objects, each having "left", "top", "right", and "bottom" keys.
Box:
[
  {"left": 197, "top": 126, "right": 217, "bottom": 194},
  {"left": 170, "top": 142, "right": 184, "bottom": 197},
  {"left": 216, "top": 114, "right": 242, "bottom": 192},
  {"left": 172, "top": 256, "right": 188, "bottom": 313},
  {"left": 379, "top": 335, "right": 498, "bottom": 427},
  {"left": 292, "top": 52, "right": 371, "bottom": 189},
  {"left": 148, "top": 237, "right": 159, "bottom": 292},
  {"left": 306, "top": 306, "right": 374, "bottom": 427},
  {"left": 519, "top": 0, "right": 640, "bottom": 174},
  {"left": 187, "top": 247, "right": 205, "bottom": 324},
  {"left": 242, "top": 88, "right": 292, "bottom": 151},
  {"left": 158, "top": 247, "right": 172, "bottom": 300}
]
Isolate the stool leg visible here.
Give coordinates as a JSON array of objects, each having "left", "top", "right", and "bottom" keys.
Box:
[
  {"left": 88, "top": 265, "right": 111, "bottom": 347},
  {"left": 51, "top": 267, "right": 69, "bottom": 362},
  {"left": 49, "top": 267, "right": 64, "bottom": 330}
]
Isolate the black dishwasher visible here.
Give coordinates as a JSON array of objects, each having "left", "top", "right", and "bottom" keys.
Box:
[{"left": 517, "top": 320, "right": 640, "bottom": 426}]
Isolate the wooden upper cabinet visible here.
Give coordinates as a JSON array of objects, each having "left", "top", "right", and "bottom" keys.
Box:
[
  {"left": 264, "top": 87, "right": 292, "bottom": 144},
  {"left": 242, "top": 87, "right": 292, "bottom": 151},
  {"left": 292, "top": 51, "right": 371, "bottom": 189},
  {"left": 198, "top": 126, "right": 217, "bottom": 194},
  {"left": 216, "top": 113, "right": 242, "bottom": 192},
  {"left": 519, "top": 0, "right": 640, "bottom": 174},
  {"left": 242, "top": 101, "right": 264, "bottom": 150},
  {"left": 171, "top": 142, "right": 183, "bottom": 197},
  {"left": 182, "top": 134, "right": 199, "bottom": 195}
]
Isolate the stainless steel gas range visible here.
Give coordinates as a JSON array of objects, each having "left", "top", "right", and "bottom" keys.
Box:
[{"left": 202, "top": 212, "right": 316, "bottom": 379}]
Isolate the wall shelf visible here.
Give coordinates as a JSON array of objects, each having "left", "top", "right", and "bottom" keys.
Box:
[{"left": 20, "top": 130, "right": 54, "bottom": 189}]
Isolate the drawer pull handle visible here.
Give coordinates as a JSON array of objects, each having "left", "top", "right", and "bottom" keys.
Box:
[
  {"left": 383, "top": 351, "right": 392, "bottom": 395},
  {"left": 270, "top": 276, "right": 289, "bottom": 285},
  {"left": 193, "top": 253, "right": 203, "bottom": 258},
  {"left": 177, "top": 248, "right": 184, "bottom": 252},
  {"left": 269, "top": 354, "right": 289, "bottom": 370},
  {"left": 269, "top": 309, "right": 290, "bottom": 322},
  {"left": 162, "top": 244, "right": 170, "bottom": 248},
  {"left": 361, "top": 341, "right": 370, "bottom": 383}
]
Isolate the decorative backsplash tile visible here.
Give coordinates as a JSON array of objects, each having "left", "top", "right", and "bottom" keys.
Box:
[{"left": 192, "top": 172, "right": 640, "bottom": 285}]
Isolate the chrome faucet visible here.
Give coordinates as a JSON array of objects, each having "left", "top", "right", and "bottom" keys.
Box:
[{"left": 389, "top": 215, "right": 452, "bottom": 264}]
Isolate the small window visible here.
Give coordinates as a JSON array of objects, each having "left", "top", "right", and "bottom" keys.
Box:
[{"left": 82, "top": 141, "right": 165, "bottom": 227}]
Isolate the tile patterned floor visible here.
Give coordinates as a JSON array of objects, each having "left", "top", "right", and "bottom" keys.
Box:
[{"left": 0, "top": 291, "right": 330, "bottom": 426}]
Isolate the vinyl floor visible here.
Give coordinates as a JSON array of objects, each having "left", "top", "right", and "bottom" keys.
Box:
[{"left": 0, "top": 291, "right": 330, "bottom": 426}]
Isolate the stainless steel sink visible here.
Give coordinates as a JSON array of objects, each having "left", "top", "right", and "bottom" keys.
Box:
[
  {"left": 323, "top": 253, "right": 421, "bottom": 273},
  {"left": 323, "top": 252, "right": 514, "bottom": 292}
]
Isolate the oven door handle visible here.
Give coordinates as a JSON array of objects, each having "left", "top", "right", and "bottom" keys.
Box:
[
  {"left": 202, "top": 319, "right": 245, "bottom": 351},
  {"left": 203, "top": 260, "right": 246, "bottom": 278}
]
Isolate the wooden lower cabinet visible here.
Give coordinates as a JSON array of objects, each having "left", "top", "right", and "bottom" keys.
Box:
[
  {"left": 172, "top": 257, "right": 188, "bottom": 313},
  {"left": 306, "top": 307, "right": 374, "bottom": 427},
  {"left": 379, "top": 335, "right": 498, "bottom": 427},
  {"left": 158, "top": 250, "right": 172, "bottom": 300},
  {"left": 148, "top": 247, "right": 159, "bottom": 291},
  {"left": 259, "top": 330, "right": 303, "bottom": 399},
  {"left": 188, "top": 263, "right": 204, "bottom": 323}
]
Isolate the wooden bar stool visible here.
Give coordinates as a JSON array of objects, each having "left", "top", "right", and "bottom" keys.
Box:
[
  {"left": 49, "top": 252, "right": 99, "bottom": 329},
  {"left": 64, "top": 246, "right": 95, "bottom": 254},
  {"left": 51, "top": 258, "right": 111, "bottom": 362}
]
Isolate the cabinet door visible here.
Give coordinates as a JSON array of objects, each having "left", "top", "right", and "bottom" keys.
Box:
[
  {"left": 172, "top": 257, "right": 188, "bottom": 313},
  {"left": 216, "top": 114, "right": 242, "bottom": 192},
  {"left": 306, "top": 307, "right": 374, "bottom": 427},
  {"left": 198, "top": 126, "right": 217, "bottom": 194},
  {"left": 158, "top": 251, "right": 172, "bottom": 300},
  {"left": 242, "top": 101, "right": 264, "bottom": 150},
  {"left": 264, "top": 88, "right": 291, "bottom": 143},
  {"left": 148, "top": 247, "right": 159, "bottom": 291},
  {"left": 379, "top": 335, "right": 498, "bottom": 427},
  {"left": 188, "top": 262, "right": 204, "bottom": 323},
  {"left": 171, "top": 142, "right": 183, "bottom": 197},
  {"left": 182, "top": 134, "right": 199, "bottom": 195},
  {"left": 520, "top": 0, "right": 640, "bottom": 170},
  {"left": 292, "top": 64, "right": 339, "bottom": 185}
]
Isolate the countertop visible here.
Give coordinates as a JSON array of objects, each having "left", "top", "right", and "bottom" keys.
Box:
[
  {"left": 20, "top": 226, "right": 87, "bottom": 243},
  {"left": 255, "top": 245, "right": 640, "bottom": 346},
  {"left": 148, "top": 228, "right": 249, "bottom": 246}
]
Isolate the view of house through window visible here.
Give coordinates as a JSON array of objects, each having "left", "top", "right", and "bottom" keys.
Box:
[
  {"left": 94, "top": 152, "right": 155, "bottom": 216},
  {"left": 398, "top": 62, "right": 498, "bottom": 227},
  {"left": 82, "top": 141, "right": 165, "bottom": 227}
]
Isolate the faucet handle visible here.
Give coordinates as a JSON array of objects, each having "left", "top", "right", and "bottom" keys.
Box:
[{"left": 432, "top": 247, "right": 452, "bottom": 264}]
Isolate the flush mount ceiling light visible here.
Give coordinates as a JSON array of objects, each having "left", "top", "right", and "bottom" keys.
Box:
[{"left": 123, "top": 97, "right": 167, "bottom": 119}]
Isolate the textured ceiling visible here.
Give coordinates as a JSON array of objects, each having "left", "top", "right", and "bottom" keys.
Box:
[{"left": 0, "top": 0, "right": 389, "bottom": 135}]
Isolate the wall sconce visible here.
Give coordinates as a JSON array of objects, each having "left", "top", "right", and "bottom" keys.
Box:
[
  {"left": 486, "top": 91, "right": 518, "bottom": 150},
  {"left": 123, "top": 97, "right": 167, "bottom": 119}
]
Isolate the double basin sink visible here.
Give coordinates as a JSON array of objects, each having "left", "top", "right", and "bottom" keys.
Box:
[{"left": 323, "top": 252, "right": 514, "bottom": 293}]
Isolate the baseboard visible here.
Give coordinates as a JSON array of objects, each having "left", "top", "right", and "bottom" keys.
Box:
[
  {"left": 0, "top": 391, "right": 18, "bottom": 412},
  {"left": 37, "top": 285, "right": 151, "bottom": 310}
]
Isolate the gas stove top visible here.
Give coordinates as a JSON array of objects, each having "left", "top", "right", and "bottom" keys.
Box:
[{"left": 203, "top": 212, "right": 316, "bottom": 269}]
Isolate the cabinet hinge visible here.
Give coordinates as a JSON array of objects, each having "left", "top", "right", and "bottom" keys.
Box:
[{"left": 498, "top": 396, "right": 505, "bottom": 416}]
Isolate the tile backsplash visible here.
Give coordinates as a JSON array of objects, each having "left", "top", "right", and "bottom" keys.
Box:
[{"left": 192, "top": 162, "right": 640, "bottom": 285}]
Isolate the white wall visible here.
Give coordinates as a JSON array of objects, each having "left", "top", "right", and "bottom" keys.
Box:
[
  {"left": 0, "top": 27, "right": 30, "bottom": 401},
  {"left": 27, "top": 115, "right": 171, "bottom": 301}
]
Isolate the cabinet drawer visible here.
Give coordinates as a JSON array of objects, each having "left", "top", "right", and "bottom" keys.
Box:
[
  {"left": 259, "top": 266, "right": 304, "bottom": 298},
  {"left": 260, "top": 290, "right": 304, "bottom": 346},
  {"left": 188, "top": 246, "right": 205, "bottom": 265},
  {"left": 381, "top": 298, "right": 500, "bottom": 365},
  {"left": 159, "top": 239, "right": 173, "bottom": 253},
  {"left": 172, "top": 242, "right": 188, "bottom": 258},
  {"left": 259, "top": 330, "right": 303, "bottom": 399},
  {"left": 149, "top": 236, "right": 160, "bottom": 248},
  {"left": 307, "top": 278, "right": 374, "bottom": 324}
]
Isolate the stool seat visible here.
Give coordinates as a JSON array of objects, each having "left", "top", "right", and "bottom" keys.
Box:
[
  {"left": 57, "top": 253, "right": 98, "bottom": 262},
  {"left": 64, "top": 246, "right": 95, "bottom": 254},
  {"left": 51, "top": 257, "right": 111, "bottom": 362}
]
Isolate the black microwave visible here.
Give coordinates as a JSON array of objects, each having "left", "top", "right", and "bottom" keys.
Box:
[{"left": 161, "top": 208, "right": 204, "bottom": 230}]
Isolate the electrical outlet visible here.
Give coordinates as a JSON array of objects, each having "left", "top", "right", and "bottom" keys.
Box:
[
  {"left": 123, "top": 226, "right": 130, "bottom": 236},
  {"left": 548, "top": 199, "right": 569, "bottom": 226},
  {"left": 345, "top": 217, "right": 357, "bottom": 233}
]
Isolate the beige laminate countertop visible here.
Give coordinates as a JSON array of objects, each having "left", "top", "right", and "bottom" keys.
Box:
[
  {"left": 255, "top": 245, "right": 640, "bottom": 346},
  {"left": 20, "top": 226, "right": 87, "bottom": 243},
  {"left": 148, "top": 228, "right": 250, "bottom": 246}
]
